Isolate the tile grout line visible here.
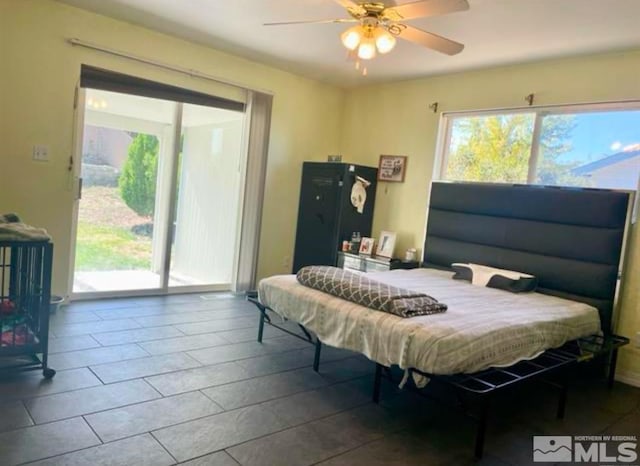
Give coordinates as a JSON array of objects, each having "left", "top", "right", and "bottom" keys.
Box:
[
  {"left": 143, "top": 351, "right": 363, "bottom": 396},
  {"left": 87, "top": 365, "right": 107, "bottom": 385},
  {"left": 11, "top": 387, "right": 230, "bottom": 440},
  {"left": 89, "top": 328, "right": 191, "bottom": 347},
  {"left": 11, "top": 417, "right": 104, "bottom": 466},
  {"left": 224, "top": 449, "right": 244, "bottom": 466},
  {"left": 21, "top": 389, "right": 163, "bottom": 427},
  {"left": 198, "top": 371, "right": 372, "bottom": 411},
  {"left": 130, "top": 313, "right": 258, "bottom": 330},
  {"left": 306, "top": 433, "right": 392, "bottom": 466},
  {"left": 85, "top": 339, "right": 318, "bottom": 385},
  {"left": 149, "top": 430, "right": 180, "bottom": 464},
  {"left": 13, "top": 428, "right": 188, "bottom": 466},
  {"left": 197, "top": 389, "right": 226, "bottom": 411},
  {"left": 82, "top": 413, "right": 106, "bottom": 444},
  {"left": 171, "top": 324, "right": 188, "bottom": 337},
  {"left": 192, "top": 398, "right": 378, "bottom": 463},
  {"left": 6, "top": 348, "right": 358, "bottom": 408},
  {"left": 83, "top": 398, "right": 229, "bottom": 445},
  {"left": 134, "top": 378, "right": 375, "bottom": 455},
  {"left": 130, "top": 320, "right": 258, "bottom": 334},
  {"left": 140, "top": 376, "right": 166, "bottom": 399},
  {"left": 137, "top": 337, "right": 238, "bottom": 356},
  {"left": 134, "top": 342, "right": 152, "bottom": 356},
  {"left": 58, "top": 373, "right": 375, "bottom": 444},
  {"left": 51, "top": 351, "right": 153, "bottom": 372},
  {"left": 93, "top": 308, "right": 256, "bottom": 323},
  {"left": 307, "top": 406, "right": 427, "bottom": 466},
  {"left": 20, "top": 399, "right": 37, "bottom": 429}
]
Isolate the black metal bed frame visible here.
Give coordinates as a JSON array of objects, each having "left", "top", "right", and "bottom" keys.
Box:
[{"left": 247, "top": 294, "right": 629, "bottom": 459}]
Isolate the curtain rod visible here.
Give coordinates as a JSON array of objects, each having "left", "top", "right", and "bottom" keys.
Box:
[{"left": 67, "top": 38, "right": 274, "bottom": 96}]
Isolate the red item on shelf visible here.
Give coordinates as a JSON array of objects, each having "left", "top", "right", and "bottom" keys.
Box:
[
  {"left": 1, "top": 324, "right": 35, "bottom": 346},
  {"left": 0, "top": 299, "right": 16, "bottom": 315}
]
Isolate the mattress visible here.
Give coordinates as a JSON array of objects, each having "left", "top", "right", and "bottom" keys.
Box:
[{"left": 258, "top": 268, "right": 600, "bottom": 382}]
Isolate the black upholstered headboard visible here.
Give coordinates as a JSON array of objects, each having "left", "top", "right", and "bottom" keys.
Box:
[{"left": 423, "top": 182, "right": 632, "bottom": 333}]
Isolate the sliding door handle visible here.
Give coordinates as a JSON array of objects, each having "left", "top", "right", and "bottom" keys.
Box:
[{"left": 77, "top": 177, "right": 83, "bottom": 200}]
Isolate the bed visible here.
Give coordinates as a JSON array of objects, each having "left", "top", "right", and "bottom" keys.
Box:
[
  {"left": 250, "top": 181, "right": 632, "bottom": 458},
  {"left": 259, "top": 268, "right": 600, "bottom": 379}
]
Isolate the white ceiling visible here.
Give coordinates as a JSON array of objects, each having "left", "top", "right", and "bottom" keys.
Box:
[{"left": 59, "top": 0, "right": 640, "bottom": 87}]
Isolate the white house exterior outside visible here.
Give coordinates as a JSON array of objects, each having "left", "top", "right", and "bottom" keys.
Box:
[{"left": 573, "top": 148, "right": 640, "bottom": 191}]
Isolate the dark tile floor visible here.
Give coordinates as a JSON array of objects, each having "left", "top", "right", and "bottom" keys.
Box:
[{"left": 0, "top": 293, "right": 638, "bottom": 465}]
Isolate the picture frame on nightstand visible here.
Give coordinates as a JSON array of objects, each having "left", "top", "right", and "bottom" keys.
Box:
[
  {"left": 376, "top": 231, "right": 396, "bottom": 258},
  {"left": 359, "top": 237, "right": 375, "bottom": 255}
]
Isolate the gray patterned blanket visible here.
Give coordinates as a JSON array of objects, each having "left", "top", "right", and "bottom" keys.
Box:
[{"left": 296, "top": 266, "right": 447, "bottom": 318}]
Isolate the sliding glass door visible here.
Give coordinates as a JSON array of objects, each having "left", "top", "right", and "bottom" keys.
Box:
[
  {"left": 73, "top": 89, "right": 175, "bottom": 293},
  {"left": 72, "top": 88, "right": 246, "bottom": 296},
  {"left": 169, "top": 103, "right": 245, "bottom": 288}
]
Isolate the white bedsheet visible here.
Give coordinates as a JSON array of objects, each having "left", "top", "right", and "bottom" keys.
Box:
[{"left": 258, "top": 268, "right": 600, "bottom": 381}]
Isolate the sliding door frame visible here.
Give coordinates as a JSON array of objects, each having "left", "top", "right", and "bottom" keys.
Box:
[{"left": 68, "top": 88, "right": 243, "bottom": 300}]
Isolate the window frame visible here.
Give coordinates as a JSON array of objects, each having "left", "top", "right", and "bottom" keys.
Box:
[{"left": 434, "top": 100, "right": 640, "bottom": 187}]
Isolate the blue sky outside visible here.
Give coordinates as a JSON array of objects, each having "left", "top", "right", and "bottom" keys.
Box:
[
  {"left": 554, "top": 110, "right": 640, "bottom": 164},
  {"left": 449, "top": 110, "right": 640, "bottom": 167}
]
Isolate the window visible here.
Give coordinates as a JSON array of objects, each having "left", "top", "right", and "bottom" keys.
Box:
[{"left": 439, "top": 104, "right": 640, "bottom": 191}]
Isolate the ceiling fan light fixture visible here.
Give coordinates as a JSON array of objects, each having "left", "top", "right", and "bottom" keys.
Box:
[
  {"left": 341, "top": 26, "right": 362, "bottom": 51},
  {"left": 357, "top": 36, "right": 376, "bottom": 60},
  {"left": 374, "top": 27, "right": 396, "bottom": 54}
]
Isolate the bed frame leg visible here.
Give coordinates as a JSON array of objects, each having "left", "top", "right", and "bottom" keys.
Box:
[
  {"left": 257, "top": 308, "right": 265, "bottom": 343},
  {"left": 474, "top": 396, "right": 490, "bottom": 460},
  {"left": 557, "top": 373, "right": 569, "bottom": 419},
  {"left": 608, "top": 348, "right": 619, "bottom": 389},
  {"left": 313, "top": 339, "right": 322, "bottom": 372},
  {"left": 372, "top": 363, "right": 383, "bottom": 404}
]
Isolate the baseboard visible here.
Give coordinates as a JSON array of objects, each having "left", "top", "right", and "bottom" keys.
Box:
[{"left": 615, "top": 370, "right": 640, "bottom": 388}]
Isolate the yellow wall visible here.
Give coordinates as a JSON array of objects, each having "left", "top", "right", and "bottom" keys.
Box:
[
  {"left": 0, "top": 0, "right": 345, "bottom": 293},
  {"left": 2, "top": 1, "right": 638, "bottom": 381},
  {"left": 341, "top": 49, "right": 640, "bottom": 382}
]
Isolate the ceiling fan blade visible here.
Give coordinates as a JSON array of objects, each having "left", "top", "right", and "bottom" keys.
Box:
[
  {"left": 263, "top": 18, "right": 358, "bottom": 26},
  {"left": 332, "top": 0, "right": 358, "bottom": 7},
  {"left": 384, "top": 0, "right": 469, "bottom": 21},
  {"left": 332, "top": 0, "right": 367, "bottom": 17},
  {"left": 396, "top": 25, "right": 464, "bottom": 55}
]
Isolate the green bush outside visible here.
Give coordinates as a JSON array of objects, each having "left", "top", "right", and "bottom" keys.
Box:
[{"left": 119, "top": 134, "right": 159, "bottom": 217}]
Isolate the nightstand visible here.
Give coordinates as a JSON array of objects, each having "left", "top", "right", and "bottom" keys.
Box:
[{"left": 336, "top": 251, "right": 420, "bottom": 273}]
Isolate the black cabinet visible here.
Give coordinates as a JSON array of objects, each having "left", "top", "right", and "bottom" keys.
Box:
[{"left": 292, "top": 162, "right": 378, "bottom": 273}]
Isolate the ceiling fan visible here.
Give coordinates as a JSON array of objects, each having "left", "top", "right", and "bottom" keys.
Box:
[{"left": 265, "top": 0, "right": 469, "bottom": 73}]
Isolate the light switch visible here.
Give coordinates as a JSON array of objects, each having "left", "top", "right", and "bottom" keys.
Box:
[{"left": 33, "top": 145, "right": 49, "bottom": 162}]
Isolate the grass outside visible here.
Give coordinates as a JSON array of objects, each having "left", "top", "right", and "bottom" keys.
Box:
[
  {"left": 75, "top": 222, "right": 152, "bottom": 271},
  {"left": 75, "top": 186, "right": 153, "bottom": 271}
]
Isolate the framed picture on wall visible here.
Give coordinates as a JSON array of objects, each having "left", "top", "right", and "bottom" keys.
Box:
[
  {"left": 376, "top": 231, "right": 396, "bottom": 258},
  {"left": 378, "top": 155, "right": 407, "bottom": 182}
]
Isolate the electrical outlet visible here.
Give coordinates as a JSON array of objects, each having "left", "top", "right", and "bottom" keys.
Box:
[
  {"left": 32, "top": 145, "right": 49, "bottom": 162},
  {"left": 635, "top": 332, "right": 640, "bottom": 348}
]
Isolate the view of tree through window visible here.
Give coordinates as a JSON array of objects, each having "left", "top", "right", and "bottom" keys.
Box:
[
  {"left": 443, "top": 107, "right": 640, "bottom": 191},
  {"left": 446, "top": 114, "right": 534, "bottom": 183}
]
